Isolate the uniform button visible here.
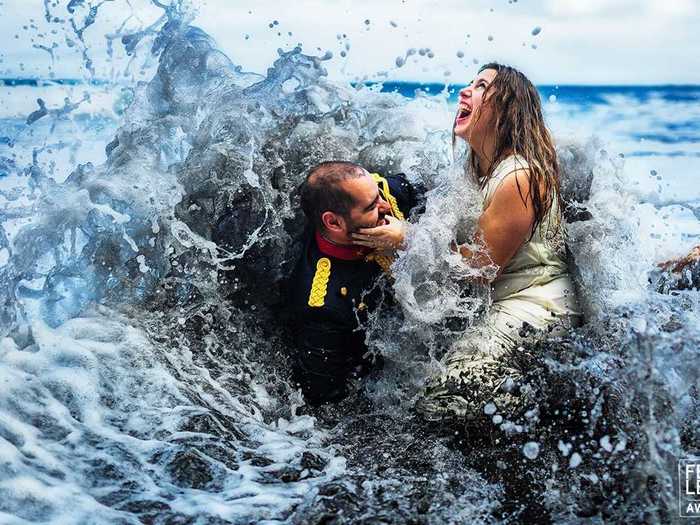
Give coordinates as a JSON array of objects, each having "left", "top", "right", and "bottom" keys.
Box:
[{"left": 340, "top": 286, "right": 348, "bottom": 297}]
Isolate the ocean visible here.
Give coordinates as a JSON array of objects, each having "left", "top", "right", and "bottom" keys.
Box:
[{"left": 1, "top": 5, "right": 699, "bottom": 525}]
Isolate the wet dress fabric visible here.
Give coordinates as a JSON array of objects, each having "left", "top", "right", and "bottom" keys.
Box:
[
  {"left": 483, "top": 154, "right": 581, "bottom": 346},
  {"left": 416, "top": 155, "right": 582, "bottom": 422}
]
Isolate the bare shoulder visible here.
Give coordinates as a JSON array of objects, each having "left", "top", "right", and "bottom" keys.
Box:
[{"left": 488, "top": 168, "right": 533, "bottom": 209}]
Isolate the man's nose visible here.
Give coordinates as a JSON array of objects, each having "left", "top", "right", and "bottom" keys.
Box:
[{"left": 378, "top": 197, "right": 391, "bottom": 213}]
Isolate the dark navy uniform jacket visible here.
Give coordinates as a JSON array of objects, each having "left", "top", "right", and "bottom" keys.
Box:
[{"left": 289, "top": 173, "right": 417, "bottom": 405}]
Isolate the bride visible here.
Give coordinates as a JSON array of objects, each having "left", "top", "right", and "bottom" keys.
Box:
[{"left": 353, "top": 62, "right": 582, "bottom": 421}]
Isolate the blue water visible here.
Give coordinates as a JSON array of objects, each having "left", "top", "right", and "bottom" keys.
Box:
[
  {"left": 376, "top": 81, "right": 700, "bottom": 157},
  {"left": 379, "top": 81, "right": 700, "bottom": 105}
]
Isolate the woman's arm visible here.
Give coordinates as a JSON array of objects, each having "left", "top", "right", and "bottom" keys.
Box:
[
  {"left": 458, "top": 169, "right": 535, "bottom": 278},
  {"left": 350, "top": 169, "right": 535, "bottom": 276}
]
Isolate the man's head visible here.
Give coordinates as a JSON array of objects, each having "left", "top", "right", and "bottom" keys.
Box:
[{"left": 300, "top": 161, "right": 390, "bottom": 244}]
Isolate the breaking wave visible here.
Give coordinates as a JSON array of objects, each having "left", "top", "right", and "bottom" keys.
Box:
[{"left": 0, "top": 1, "right": 698, "bottom": 523}]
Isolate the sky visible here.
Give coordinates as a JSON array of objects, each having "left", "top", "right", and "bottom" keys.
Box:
[{"left": 0, "top": 0, "right": 698, "bottom": 85}]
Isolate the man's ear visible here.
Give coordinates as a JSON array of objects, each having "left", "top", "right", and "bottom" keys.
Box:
[{"left": 321, "top": 211, "right": 345, "bottom": 232}]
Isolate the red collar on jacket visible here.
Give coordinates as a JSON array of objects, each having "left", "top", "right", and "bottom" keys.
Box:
[{"left": 315, "top": 230, "right": 370, "bottom": 261}]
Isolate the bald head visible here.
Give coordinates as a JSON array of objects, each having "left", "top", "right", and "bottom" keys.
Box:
[{"left": 300, "top": 161, "right": 368, "bottom": 230}]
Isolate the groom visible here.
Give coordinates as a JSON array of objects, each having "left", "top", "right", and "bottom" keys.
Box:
[{"left": 288, "top": 161, "right": 417, "bottom": 406}]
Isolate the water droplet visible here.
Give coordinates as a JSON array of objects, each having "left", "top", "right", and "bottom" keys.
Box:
[
  {"left": 569, "top": 452, "right": 582, "bottom": 468},
  {"left": 484, "top": 402, "right": 497, "bottom": 415},
  {"left": 487, "top": 35, "right": 494, "bottom": 41},
  {"left": 613, "top": 438, "right": 627, "bottom": 452},
  {"left": 532, "top": 26, "right": 542, "bottom": 36},
  {"left": 364, "top": 19, "right": 370, "bottom": 25},
  {"left": 558, "top": 440, "right": 572, "bottom": 456},
  {"left": 548, "top": 94, "right": 557, "bottom": 102},
  {"left": 523, "top": 442, "right": 540, "bottom": 460},
  {"left": 456, "top": 50, "right": 464, "bottom": 58},
  {"left": 395, "top": 56, "right": 405, "bottom": 67}
]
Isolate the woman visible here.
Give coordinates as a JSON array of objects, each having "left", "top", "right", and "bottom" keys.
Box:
[{"left": 352, "top": 63, "right": 581, "bottom": 422}]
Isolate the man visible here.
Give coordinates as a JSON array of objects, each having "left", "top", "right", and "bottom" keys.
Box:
[{"left": 289, "top": 161, "right": 416, "bottom": 405}]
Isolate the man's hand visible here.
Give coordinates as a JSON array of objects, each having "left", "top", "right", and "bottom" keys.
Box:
[{"left": 351, "top": 215, "right": 407, "bottom": 250}]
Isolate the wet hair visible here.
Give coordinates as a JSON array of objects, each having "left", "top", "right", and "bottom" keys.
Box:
[
  {"left": 459, "top": 62, "right": 562, "bottom": 237},
  {"left": 299, "top": 161, "right": 366, "bottom": 230}
]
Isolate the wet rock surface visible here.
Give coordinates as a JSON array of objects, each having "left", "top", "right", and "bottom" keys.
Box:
[{"left": 292, "top": 396, "right": 502, "bottom": 524}]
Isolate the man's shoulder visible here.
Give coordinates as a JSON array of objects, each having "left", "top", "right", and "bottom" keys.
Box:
[
  {"left": 370, "top": 172, "right": 421, "bottom": 218},
  {"left": 289, "top": 233, "right": 380, "bottom": 318}
]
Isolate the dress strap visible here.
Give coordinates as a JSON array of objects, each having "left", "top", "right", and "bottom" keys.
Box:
[{"left": 482, "top": 154, "right": 530, "bottom": 208}]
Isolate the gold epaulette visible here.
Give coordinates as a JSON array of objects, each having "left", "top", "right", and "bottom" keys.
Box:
[
  {"left": 365, "top": 252, "right": 395, "bottom": 274},
  {"left": 308, "top": 257, "right": 331, "bottom": 307},
  {"left": 370, "top": 173, "right": 405, "bottom": 221}
]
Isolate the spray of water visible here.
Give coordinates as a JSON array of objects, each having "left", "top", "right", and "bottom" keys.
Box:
[{"left": 0, "top": 1, "right": 698, "bottom": 523}]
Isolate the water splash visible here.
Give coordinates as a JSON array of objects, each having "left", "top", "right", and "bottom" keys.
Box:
[{"left": 0, "top": 1, "right": 698, "bottom": 523}]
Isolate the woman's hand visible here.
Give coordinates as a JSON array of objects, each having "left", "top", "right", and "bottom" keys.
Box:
[{"left": 351, "top": 215, "right": 407, "bottom": 250}]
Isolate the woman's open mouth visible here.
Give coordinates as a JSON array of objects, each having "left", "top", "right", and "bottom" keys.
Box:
[{"left": 455, "top": 106, "right": 472, "bottom": 125}]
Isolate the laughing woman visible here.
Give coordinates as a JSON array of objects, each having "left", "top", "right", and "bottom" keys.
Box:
[
  {"left": 414, "top": 63, "right": 583, "bottom": 422},
  {"left": 350, "top": 63, "right": 582, "bottom": 421}
]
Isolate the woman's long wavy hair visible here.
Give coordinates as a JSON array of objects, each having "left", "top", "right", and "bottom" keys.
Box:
[{"left": 459, "top": 62, "right": 562, "bottom": 237}]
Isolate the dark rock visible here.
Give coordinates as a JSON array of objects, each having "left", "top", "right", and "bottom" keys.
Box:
[
  {"left": 300, "top": 451, "right": 326, "bottom": 472},
  {"left": 166, "top": 449, "right": 215, "bottom": 490},
  {"left": 241, "top": 452, "right": 274, "bottom": 467},
  {"left": 259, "top": 466, "right": 303, "bottom": 484},
  {"left": 178, "top": 411, "right": 246, "bottom": 441},
  {"left": 117, "top": 499, "right": 170, "bottom": 514}
]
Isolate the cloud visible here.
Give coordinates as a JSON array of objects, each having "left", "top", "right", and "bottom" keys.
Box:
[{"left": 0, "top": 0, "right": 698, "bottom": 84}]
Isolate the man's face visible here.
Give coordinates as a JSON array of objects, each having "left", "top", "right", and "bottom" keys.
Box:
[{"left": 338, "top": 174, "right": 390, "bottom": 237}]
